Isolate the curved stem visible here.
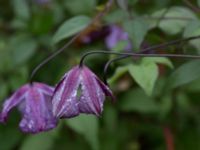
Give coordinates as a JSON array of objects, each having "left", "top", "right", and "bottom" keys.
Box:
[
  {"left": 80, "top": 51, "right": 200, "bottom": 65},
  {"left": 102, "top": 35, "right": 200, "bottom": 84},
  {"left": 29, "top": 0, "right": 114, "bottom": 84},
  {"left": 30, "top": 34, "right": 80, "bottom": 83}
]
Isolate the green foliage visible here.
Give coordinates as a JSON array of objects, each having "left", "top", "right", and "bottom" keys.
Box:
[
  {"left": 184, "top": 20, "right": 200, "bottom": 50},
  {"left": 0, "top": 0, "right": 200, "bottom": 150},
  {"left": 152, "top": 6, "right": 197, "bottom": 35},
  {"left": 67, "top": 115, "right": 99, "bottom": 150},
  {"left": 109, "top": 57, "right": 172, "bottom": 95},
  {"left": 123, "top": 18, "right": 149, "bottom": 50},
  {"left": 53, "top": 16, "right": 91, "bottom": 43},
  {"left": 65, "top": 0, "right": 96, "bottom": 15},
  {"left": 167, "top": 60, "right": 200, "bottom": 89},
  {"left": 128, "top": 60, "right": 158, "bottom": 96},
  {"left": 119, "top": 88, "right": 159, "bottom": 113},
  {"left": 20, "top": 131, "right": 57, "bottom": 150},
  {"left": 9, "top": 35, "right": 37, "bottom": 65},
  {"left": 12, "top": 0, "right": 30, "bottom": 21}
]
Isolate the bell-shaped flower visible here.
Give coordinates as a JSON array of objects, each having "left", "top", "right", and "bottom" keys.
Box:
[
  {"left": 0, "top": 82, "right": 57, "bottom": 133},
  {"left": 52, "top": 65, "right": 114, "bottom": 118}
]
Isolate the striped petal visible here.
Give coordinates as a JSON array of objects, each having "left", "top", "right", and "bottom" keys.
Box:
[
  {"left": 78, "top": 66, "right": 105, "bottom": 116},
  {"left": 52, "top": 66, "right": 81, "bottom": 118},
  {"left": 0, "top": 85, "right": 29, "bottom": 122},
  {"left": 19, "top": 83, "right": 57, "bottom": 133}
]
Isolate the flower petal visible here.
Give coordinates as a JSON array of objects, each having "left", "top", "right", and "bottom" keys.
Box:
[
  {"left": 52, "top": 66, "right": 80, "bottom": 118},
  {"left": 78, "top": 66, "right": 105, "bottom": 116},
  {"left": 0, "top": 85, "right": 29, "bottom": 122},
  {"left": 95, "top": 77, "right": 115, "bottom": 102},
  {"left": 34, "top": 82, "right": 54, "bottom": 95},
  {"left": 19, "top": 85, "right": 57, "bottom": 133}
]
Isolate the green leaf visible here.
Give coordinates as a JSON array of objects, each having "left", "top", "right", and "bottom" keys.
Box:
[
  {"left": 108, "top": 66, "right": 129, "bottom": 84},
  {"left": 152, "top": 6, "right": 197, "bottom": 35},
  {"left": 65, "top": 0, "right": 96, "bottom": 15},
  {"left": 183, "top": 20, "right": 200, "bottom": 50},
  {"left": 12, "top": 0, "right": 30, "bottom": 21},
  {"left": 143, "top": 57, "right": 173, "bottom": 69},
  {"left": 119, "top": 88, "right": 159, "bottom": 113},
  {"left": 20, "top": 130, "right": 58, "bottom": 150},
  {"left": 166, "top": 60, "right": 200, "bottom": 89},
  {"left": 67, "top": 115, "right": 99, "bottom": 150},
  {"left": 185, "top": 78, "right": 200, "bottom": 92},
  {"left": 53, "top": 16, "right": 91, "bottom": 44},
  {"left": 104, "top": 9, "right": 128, "bottom": 24},
  {"left": 128, "top": 60, "right": 158, "bottom": 96},
  {"left": 123, "top": 18, "right": 149, "bottom": 50}
]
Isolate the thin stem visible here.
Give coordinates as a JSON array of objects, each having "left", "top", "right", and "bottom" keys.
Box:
[
  {"left": 29, "top": 0, "right": 114, "bottom": 84},
  {"left": 80, "top": 51, "right": 200, "bottom": 64},
  {"left": 102, "top": 35, "right": 200, "bottom": 84}
]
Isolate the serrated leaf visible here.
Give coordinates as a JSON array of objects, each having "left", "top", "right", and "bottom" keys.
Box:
[
  {"left": 53, "top": 16, "right": 91, "bottom": 44},
  {"left": 128, "top": 61, "right": 158, "bottom": 96},
  {"left": 152, "top": 6, "right": 197, "bottom": 35},
  {"left": 123, "top": 18, "right": 149, "bottom": 50},
  {"left": 166, "top": 60, "right": 200, "bottom": 89},
  {"left": 119, "top": 88, "right": 159, "bottom": 113},
  {"left": 67, "top": 115, "right": 99, "bottom": 150}
]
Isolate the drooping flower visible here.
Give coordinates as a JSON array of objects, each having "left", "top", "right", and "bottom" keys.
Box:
[
  {"left": 0, "top": 82, "right": 57, "bottom": 133},
  {"left": 105, "top": 25, "right": 132, "bottom": 50},
  {"left": 52, "top": 65, "right": 114, "bottom": 118}
]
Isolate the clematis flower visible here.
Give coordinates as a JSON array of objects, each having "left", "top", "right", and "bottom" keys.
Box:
[
  {"left": 0, "top": 82, "right": 57, "bottom": 133},
  {"left": 105, "top": 25, "right": 132, "bottom": 50},
  {"left": 52, "top": 65, "right": 114, "bottom": 118}
]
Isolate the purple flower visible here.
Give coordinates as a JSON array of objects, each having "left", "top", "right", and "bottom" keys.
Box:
[
  {"left": 0, "top": 82, "right": 57, "bottom": 134},
  {"left": 105, "top": 25, "right": 132, "bottom": 50},
  {"left": 52, "top": 65, "right": 114, "bottom": 118}
]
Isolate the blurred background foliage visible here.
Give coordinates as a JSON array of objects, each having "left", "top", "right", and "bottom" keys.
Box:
[{"left": 0, "top": 0, "right": 200, "bottom": 150}]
